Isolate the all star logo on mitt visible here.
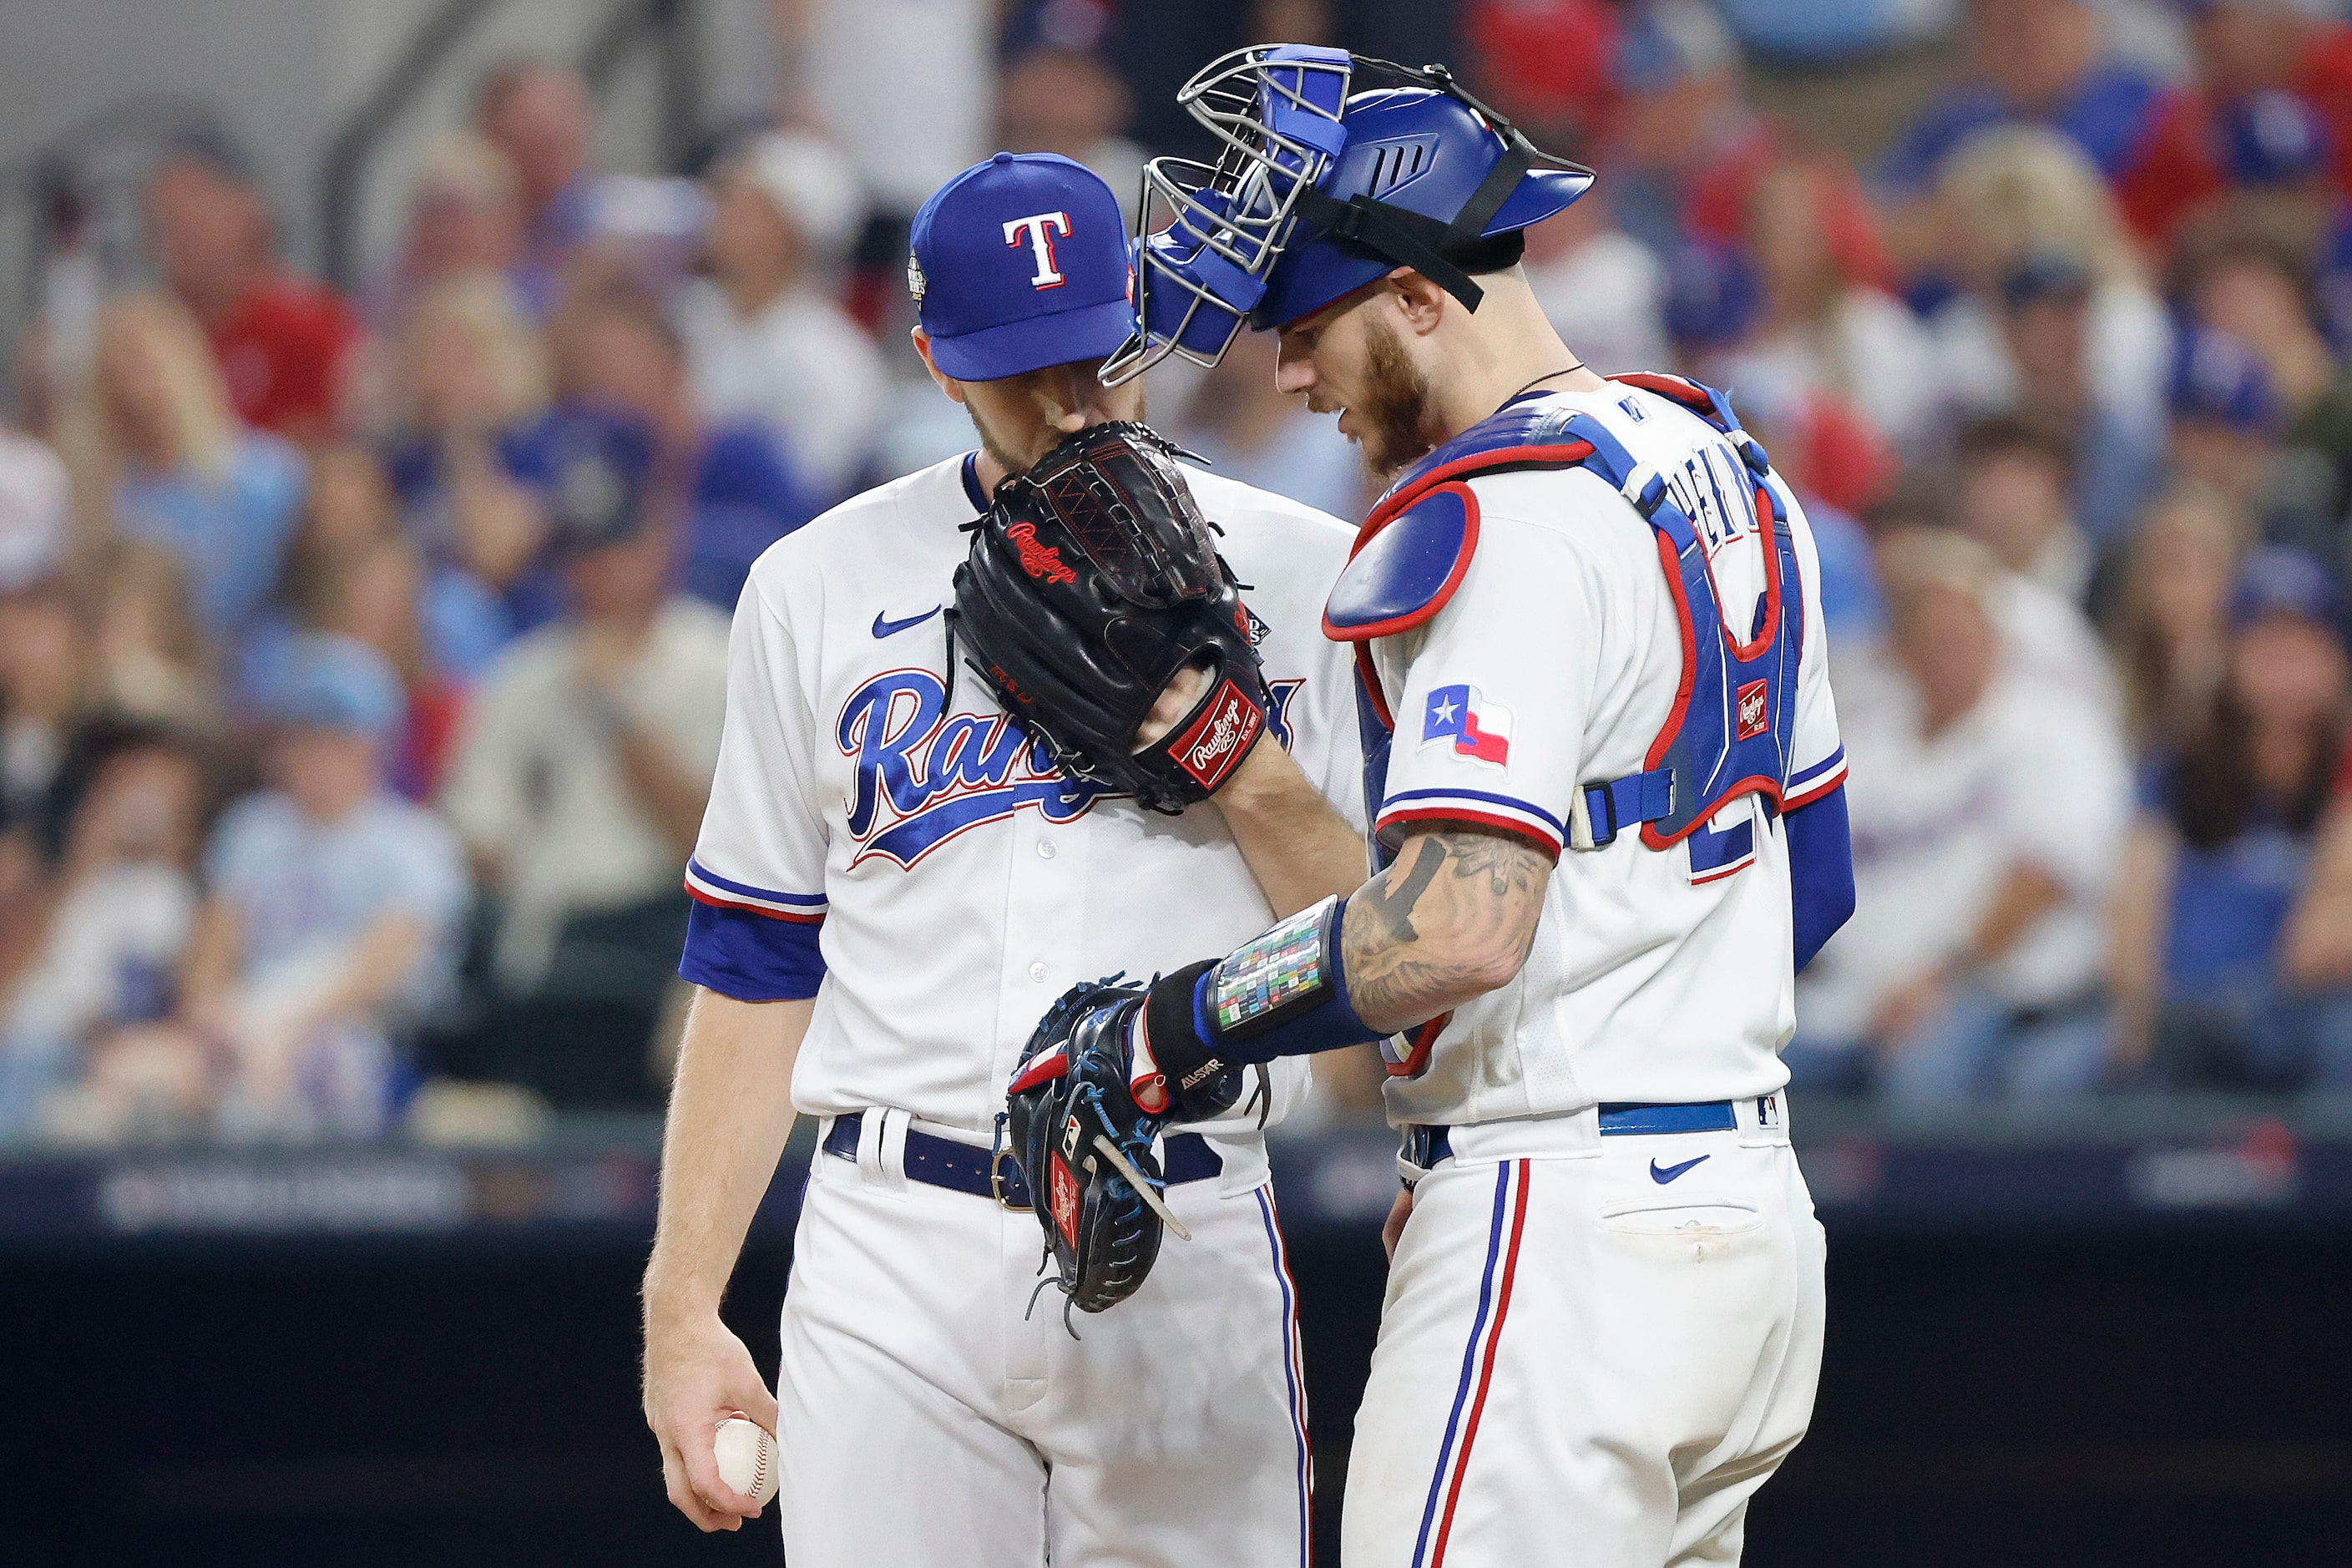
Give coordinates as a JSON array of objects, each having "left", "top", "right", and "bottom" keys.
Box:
[
  {"left": 1170, "top": 680, "right": 1264, "bottom": 791},
  {"left": 1005, "top": 520, "right": 1079, "bottom": 585}
]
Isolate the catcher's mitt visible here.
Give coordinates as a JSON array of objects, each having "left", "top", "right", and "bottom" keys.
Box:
[
  {"left": 1000, "top": 977, "right": 1193, "bottom": 1318},
  {"left": 948, "top": 422, "right": 1271, "bottom": 815}
]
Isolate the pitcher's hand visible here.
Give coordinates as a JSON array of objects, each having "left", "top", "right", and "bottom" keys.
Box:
[{"left": 644, "top": 1306, "right": 780, "bottom": 1530}]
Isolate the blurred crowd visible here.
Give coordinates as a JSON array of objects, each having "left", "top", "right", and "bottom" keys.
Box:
[{"left": 3, "top": 0, "right": 2352, "bottom": 1147}]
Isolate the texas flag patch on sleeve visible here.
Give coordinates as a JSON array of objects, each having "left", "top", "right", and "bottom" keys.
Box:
[{"left": 1420, "top": 683, "right": 1512, "bottom": 767}]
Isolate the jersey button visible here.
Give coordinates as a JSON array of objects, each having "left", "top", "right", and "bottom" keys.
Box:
[
  {"left": 1029, "top": 962, "right": 1050, "bottom": 983},
  {"left": 1037, "top": 840, "right": 1057, "bottom": 859}
]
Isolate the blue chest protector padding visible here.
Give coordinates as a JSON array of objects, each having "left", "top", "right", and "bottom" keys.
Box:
[
  {"left": 1565, "top": 402, "right": 1805, "bottom": 848},
  {"left": 1325, "top": 374, "right": 1809, "bottom": 853}
]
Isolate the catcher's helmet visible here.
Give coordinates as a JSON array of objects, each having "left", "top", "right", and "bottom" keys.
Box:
[{"left": 1103, "top": 45, "right": 1594, "bottom": 384}]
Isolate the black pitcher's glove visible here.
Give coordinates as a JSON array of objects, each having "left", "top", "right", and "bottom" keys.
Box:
[
  {"left": 1001, "top": 977, "right": 1218, "bottom": 1315},
  {"left": 948, "top": 422, "right": 1271, "bottom": 815}
]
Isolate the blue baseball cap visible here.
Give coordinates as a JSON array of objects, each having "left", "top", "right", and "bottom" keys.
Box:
[
  {"left": 908, "top": 152, "right": 1134, "bottom": 382},
  {"left": 2168, "top": 326, "right": 2280, "bottom": 432},
  {"left": 2230, "top": 544, "right": 2347, "bottom": 637},
  {"left": 539, "top": 405, "right": 660, "bottom": 554},
  {"left": 254, "top": 632, "right": 405, "bottom": 741},
  {"left": 2221, "top": 89, "right": 2330, "bottom": 187}
]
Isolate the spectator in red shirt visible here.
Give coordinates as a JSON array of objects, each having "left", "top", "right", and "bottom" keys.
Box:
[
  {"left": 2117, "top": 1, "right": 2352, "bottom": 252},
  {"left": 144, "top": 143, "right": 356, "bottom": 446}
]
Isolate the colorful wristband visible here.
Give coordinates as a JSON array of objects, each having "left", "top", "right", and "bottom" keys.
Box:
[{"left": 1201, "top": 894, "right": 1379, "bottom": 1065}]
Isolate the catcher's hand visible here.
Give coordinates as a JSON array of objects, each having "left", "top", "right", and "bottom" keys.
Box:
[
  {"left": 1002, "top": 978, "right": 1209, "bottom": 1316},
  {"left": 948, "top": 422, "right": 1272, "bottom": 815}
]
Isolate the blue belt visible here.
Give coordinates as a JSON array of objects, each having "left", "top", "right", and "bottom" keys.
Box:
[
  {"left": 822, "top": 1111, "right": 1222, "bottom": 1211},
  {"left": 1402, "top": 1100, "right": 1739, "bottom": 1170}
]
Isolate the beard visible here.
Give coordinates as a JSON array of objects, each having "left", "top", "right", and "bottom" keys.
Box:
[
  {"left": 968, "top": 409, "right": 1028, "bottom": 482},
  {"left": 1344, "top": 315, "right": 1438, "bottom": 478}
]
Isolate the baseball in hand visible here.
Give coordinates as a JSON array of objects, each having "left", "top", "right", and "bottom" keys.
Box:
[{"left": 713, "top": 1415, "right": 778, "bottom": 1507}]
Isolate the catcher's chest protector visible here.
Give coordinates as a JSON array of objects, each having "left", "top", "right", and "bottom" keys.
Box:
[{"left": 1324, "top": 372, "right": 1807, "bottom": 861}]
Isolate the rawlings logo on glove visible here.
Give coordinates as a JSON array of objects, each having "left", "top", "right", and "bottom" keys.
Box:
[
  {"left": 1171, "top": 680, "right": 1265, "bottom": 790},
  {"left": 1006, "top": 520, "right": 1080, "bottom": 586}
]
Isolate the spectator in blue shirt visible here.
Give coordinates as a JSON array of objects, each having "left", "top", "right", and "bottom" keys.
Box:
[
  {"left": 473, "top": 61, "right": 600, "bottom": 321},
  {"left": 1996, "top": 252, "right": 2164, "bottom": 549},
  {"left": 549, "top": 279, "right": 811, "bottom": 615},
  {"left": 2110, "top": 546, "right": 2352, "bottom": 1088},
  {"left": 179, "top": 633, "right": 469, "bottom": 1139},
  {"left": 379, "top": 274, "right": 558, "bottom": 628},
  {"left": 1879, "top": 0, "right": 2162, "bottom": 196},
  {"left": 73, "top": 293, "right": 306, "bottom": 645}
]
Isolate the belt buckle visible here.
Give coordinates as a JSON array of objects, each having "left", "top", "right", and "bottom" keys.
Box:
[{"left": 989, "top": 1148, "right": 1030, "bottom": 1211}]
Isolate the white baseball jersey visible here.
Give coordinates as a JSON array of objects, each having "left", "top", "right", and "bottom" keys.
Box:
[
  {"left": 680, "top": 450, "right": 1365, "bottom": 1159},
  {"left": 1358, "top": 384, "right": 1844, "bottom": 1129},
  {"left": 680, "top": 448, "right": 1357, "bottom": 1568},
  {"left": 1340, "top": 381, "right": 1838, "bottom": 1568}
]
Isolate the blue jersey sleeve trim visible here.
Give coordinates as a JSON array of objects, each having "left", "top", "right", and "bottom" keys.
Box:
[
  {"left": 679, "top": 900, "right": 827, "bottom": 1000},
  {"left": 1787, "top": 783, "right": 1855, "bottom": 974}
]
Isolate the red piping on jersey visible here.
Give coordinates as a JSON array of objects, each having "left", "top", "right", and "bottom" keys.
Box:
[
  {"left": 1427, "top": 1160, "right": 1531, "bottom": 1566},
  {"left": 1781, "top": 768, "right": 1847, "bottom": 812},
  {"left": 1377, "top": 804, "right": 1562, "bottom": 857},
  {"left": 1386, "top": 1014, "right": 1449, "bottom": 1080},
  {"left": 1322, "top": 482, "right": 1483, "bottom": 644},
  {"left": 684, "top": 881, "right": 826, "bottom": 923}
]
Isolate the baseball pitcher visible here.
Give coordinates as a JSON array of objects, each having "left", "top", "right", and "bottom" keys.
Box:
[{"left": 639, "top": 152, "right": 1368, "bottom": 1564}]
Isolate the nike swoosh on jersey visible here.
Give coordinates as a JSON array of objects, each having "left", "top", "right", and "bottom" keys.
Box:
[
  {"left": 872, "top": 606, "right": 942, "bottom": 640},
  {"left": 1650, "top": 1154, "right": 1710, "bottom": 1184}
]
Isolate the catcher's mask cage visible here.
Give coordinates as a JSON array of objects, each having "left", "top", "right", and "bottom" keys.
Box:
[{"left": 1101, "top": 44, "right": 1596, "bottom": 386}]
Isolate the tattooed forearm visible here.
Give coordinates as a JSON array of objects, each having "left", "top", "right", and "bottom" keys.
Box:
[
  {"left": 1342, "top": 827, "right": 1552, "bottom": 1034},
  {"left": 1358, "top": 836, "right": 1444, "bottom": 943}
]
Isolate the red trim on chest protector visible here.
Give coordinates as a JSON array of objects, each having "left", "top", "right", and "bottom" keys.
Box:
[{"left": 1322, "top": 482, "right": 1484, "bottom": 644}]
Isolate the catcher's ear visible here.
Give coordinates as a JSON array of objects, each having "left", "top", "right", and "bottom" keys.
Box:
[{"left": 911, "top": 326, "right": 969, "bottom": 406}]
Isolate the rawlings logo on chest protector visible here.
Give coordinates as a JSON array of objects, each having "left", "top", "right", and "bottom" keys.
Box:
[{"left": 1736, "top": 680, "right": 1769, "bottom": 741}]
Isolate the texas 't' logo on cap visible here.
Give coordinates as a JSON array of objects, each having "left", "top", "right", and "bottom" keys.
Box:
[
  {"left": 1004, "top": 210, "right": 1073, "bottom": 289},
  {"left": 908, "top": 153, "right": 1136, "bottom": 382}
]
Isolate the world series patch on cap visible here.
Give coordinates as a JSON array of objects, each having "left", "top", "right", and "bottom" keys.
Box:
[{"left": 908, "top": 152, "right": 1135, "bottom": 382}]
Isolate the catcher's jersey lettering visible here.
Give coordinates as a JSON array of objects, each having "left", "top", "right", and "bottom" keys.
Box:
[
  {"left": 680, "top": 453, "right": 1360, "bottom": 1140},
  {"left": 1358, "top": 384, "right": 1844, "bottom": 1124},
  {"left": 1004, "top": 210, "right": 1074, "bottom": 287}
]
